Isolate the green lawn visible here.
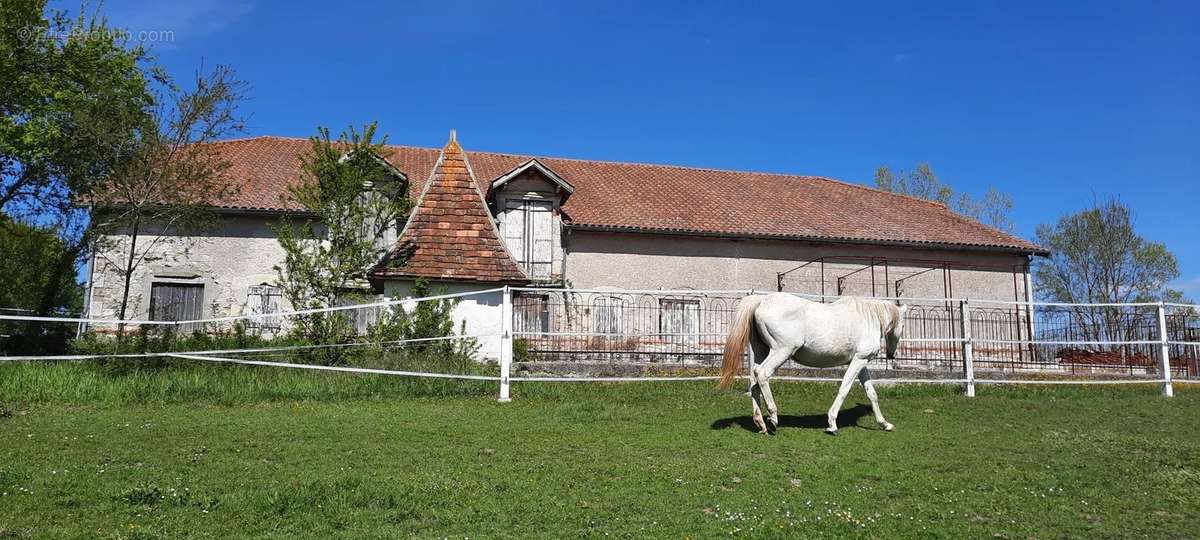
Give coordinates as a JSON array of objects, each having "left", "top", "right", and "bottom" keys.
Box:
[{"left": 1, "top": 363, "right": 1197, "bottom": 539}]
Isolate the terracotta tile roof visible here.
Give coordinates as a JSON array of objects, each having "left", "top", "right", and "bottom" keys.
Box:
[
  {"left": 207, "top": 135, "right": 1045, "bottom": 254},
  {"left": 369, "top": 134, "right": 528, "bottom": 283}
]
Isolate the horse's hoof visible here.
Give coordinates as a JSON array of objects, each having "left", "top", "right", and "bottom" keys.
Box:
[
  {"left": 882, "top": 423, "right": 895, "bottom": 432},
  {"left": 825, "top": 428, "right": 838, "bottom": 436}
]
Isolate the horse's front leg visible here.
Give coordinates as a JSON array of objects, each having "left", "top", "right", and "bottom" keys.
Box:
[
  {"left": 826, "top": 356, "right": 869, "bottom": 435},
  {"left": 858, "top": 366, "right": 894, "bottom": 431}
]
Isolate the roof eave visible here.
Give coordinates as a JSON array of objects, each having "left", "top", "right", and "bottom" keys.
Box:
[
  {"left": 88, "top": 203, "right": 320, "bottom": 219},
  {"left": 213, "top": 207, "right": 320, "bottom": 218},
  {"left": 367, "top": 270, "right": 529, "bottom": 286}
]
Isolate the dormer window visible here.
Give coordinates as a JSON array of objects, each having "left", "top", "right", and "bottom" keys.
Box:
[
  {"left": 492, "top": 159, "right": 574, "bottom": 283},
  {"left": 503, "top": 199, "right": 554, "bottom": 279}
]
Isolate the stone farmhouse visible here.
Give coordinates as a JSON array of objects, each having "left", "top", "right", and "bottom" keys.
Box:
[{"left": 86, "top": 132, "right": 1046, "bottom": 356}]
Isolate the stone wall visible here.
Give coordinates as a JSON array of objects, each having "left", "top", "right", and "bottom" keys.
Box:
[
  {"left": 562, "top": 231, "right": 1033, "bottom": 302},
  {"left": 86, "top": 215, "right": 296, "bottom": 323},
  {"left": 87, "top": 216, "right": 1037, "bottom": 339}
]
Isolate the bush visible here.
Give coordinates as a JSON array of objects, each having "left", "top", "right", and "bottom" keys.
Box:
[
  {"left": 69, "top": 323, "right": 296, "bottom": 374},
  {"left": 364, "top": 279, "right": 479, "bottom": 369},
  {"left": 64, "top": 279, "right": 482, "bottom": 377},
  {"left": 513, "top": 338, "right": 532, "bottom": 362}
]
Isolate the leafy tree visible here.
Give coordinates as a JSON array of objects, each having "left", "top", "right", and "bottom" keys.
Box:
[
  {"left": 874, "top": 164, "right": 1015, "bottom": 232},
  {"left": 1, "top": 0, "right": 155, "bottom": 223},
  {"left": 273, "top": 123, "right": 412, "bottom": 360},
  {"left": 1035, "top": 198, "right": 1183, "bottom": 343},
  {"left": 0, "top": 216, "right": 83, "bottom": 353},
  {"left": 89, "top": 64, "right": 247, "bottom": 333},
  {"left": 1, "top": 0, "right": 156, "bottom": 325}
]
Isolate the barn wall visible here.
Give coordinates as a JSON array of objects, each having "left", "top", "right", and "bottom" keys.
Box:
[
  {"left": 87, "top": 212, "right": 506, "bottom": 358},
  {"left": 562, "top": 231, "right": 1033, "bottom": 302},
  {"left": 87, "top": 215, "right": 1035, "bottom": 335},
  {"left": 87, "top": 215, "right": 298, "bottom": 323}
]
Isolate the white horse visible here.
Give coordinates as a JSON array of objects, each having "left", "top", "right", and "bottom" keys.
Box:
[{"left": 718, "top": 294, "right": 909, "bottom": 435}]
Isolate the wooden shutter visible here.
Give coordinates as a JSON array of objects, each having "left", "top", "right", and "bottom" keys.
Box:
[
  {"left": 246, "top": 285, "right": 282, "bottom": 332},
  {"left": 503, "top": 201, "right": 525, "bottom": 263},
  {"left": 661, "top": 300, "right": 700, "bottom": 346},
  {"left": 529, "top": 201, "right": 553, "bottom": 279},
  {"left": 593, "top": 297, "right": 624, "bottom": 335},
  {"left": 503, "top": 200, "right": 556, "bottom": 279},
  {"left": 514, "top": 293, "right": 550, "bottom": 333},
  {"left": 150, "top": 283, "right": 203, "bottom": 322}
]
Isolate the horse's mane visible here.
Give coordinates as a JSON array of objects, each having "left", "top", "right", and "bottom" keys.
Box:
[{"left": 833, "top": 297, "right": 900, "bottom": 334}]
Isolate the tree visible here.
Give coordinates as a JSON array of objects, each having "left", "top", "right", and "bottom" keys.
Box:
[
  {"left": 273, "top": 123, "right": 412, "bottom": 358},
  {"left": 0, "top": 215, "right": 83, "bottom": 354},
  {"left": 89, "top": 64, "right": 247, "bottom": 333},
  {"left": 1, "top": 0, "right": 157, "bottom": 325},
  {"left": 1034, "top": 198, "right": 1183, "bottom": 343},
  {"left": 874, "top": 164, "right": 1015, "bottom": 232}
]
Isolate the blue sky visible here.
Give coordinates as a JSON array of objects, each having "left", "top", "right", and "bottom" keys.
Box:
[{"left": 69, "top": 0, "right": 1198, "bottom": 293}]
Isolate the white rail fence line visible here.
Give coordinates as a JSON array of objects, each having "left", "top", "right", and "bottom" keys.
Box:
[
  {"left": 500, "top": 288, "right": 1194, "bottom": 400},
  {"left": 3, "top": 286, "right": 1199, "bottom": 401}
]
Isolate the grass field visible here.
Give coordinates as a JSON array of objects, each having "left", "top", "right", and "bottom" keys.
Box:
[{"left": 1, "top": 362, "right": 1198, "bottom": 539}]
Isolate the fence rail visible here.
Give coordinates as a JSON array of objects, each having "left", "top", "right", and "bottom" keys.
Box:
[
  {"left": 2, "top": 286, "right": 1198, "bottom": 401},
  {"left": 506, "top": 288, "right": 1200, "bottom": 398}
]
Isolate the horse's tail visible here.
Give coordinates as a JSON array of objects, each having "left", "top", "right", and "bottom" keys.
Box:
[{"left": 718, "top": 295, "right": 764, "bottom": 389}]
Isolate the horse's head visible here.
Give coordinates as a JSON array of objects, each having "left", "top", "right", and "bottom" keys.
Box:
[{"left": 885, "top": 304, "right": 909, "bottom": 359}]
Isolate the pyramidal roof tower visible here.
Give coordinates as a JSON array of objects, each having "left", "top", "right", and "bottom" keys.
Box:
[{"left": 371, "top": 131, "right": 529, "bottom": 284}]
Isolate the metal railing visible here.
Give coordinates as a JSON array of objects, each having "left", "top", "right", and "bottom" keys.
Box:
[{"left": 506, "top": 287, "right": 1200, "bottom": 398}]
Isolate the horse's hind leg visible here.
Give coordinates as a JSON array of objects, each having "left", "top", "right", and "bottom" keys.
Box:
[
  {"left": 858, "top": 367, "right": 894, "bottom": 431},
  {"left": 747, "top": 337, "right": 769, "bottom": 434},
  {"left": 749, "top": 376, "right": 768, "bottom": 434},
  {"left": 826, "top": 356, "right": 870, "bottom": 435},
  {"left": 755, "top": 347, "right": 793, "bottom": 430}
]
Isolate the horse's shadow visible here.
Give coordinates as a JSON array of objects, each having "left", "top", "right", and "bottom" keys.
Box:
[{"left": 710, "top": 403, "right": 875, "bottom": 433}]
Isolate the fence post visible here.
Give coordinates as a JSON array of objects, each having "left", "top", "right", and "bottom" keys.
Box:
[
  {"left": 959, "top": 299, "right": 975, "bottom": 397},
  {"left": 1157, "top": 302, "right": 1174, "bottom": 398},
  {"left": 498, "top": 286, "right": 514, "bottom": 402}
]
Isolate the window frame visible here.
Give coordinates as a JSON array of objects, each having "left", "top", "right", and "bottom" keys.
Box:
[
  {"left": 592, "top": 296, "right": 625, "bottom": 335},
  {"left": 245, "top": 284, "right": 283, "bottom": 332},
  {"left": 148, "top": 282, "right": 205, "bottom": 325},
  {"left": 514, "top": 293, "right": 551, "bottom": 334},
  {"left": 659, "top": 298, "right": 700, "bottom": 346}
]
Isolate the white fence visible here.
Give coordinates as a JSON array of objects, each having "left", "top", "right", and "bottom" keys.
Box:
[
  {"left": 503, "top": 287, "right": 1197, "bottom": 399},
  {"left": 2, "top": 286, "right": 1198, "bottom": 401}
]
